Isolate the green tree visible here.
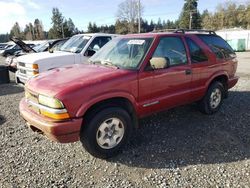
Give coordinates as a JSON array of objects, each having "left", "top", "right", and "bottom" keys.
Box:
[
  {"left": 201, "top": 2, "right": 250, "bottom": 30},
  {"left": 34, "top": 19, "right": 45, "bottom": 40},
  {"left": 87, "top": 22, "right": 100, "bottom": 33},
  {"left": 179, "top": 0, "right": 201, "bottom": 29},
  {"left": 24, "top": 24, "right": 33, "bottom": 40},
  {"left": 10, "top": 22, "right": 23, "bottom": 39},
  {"left": 115, "top": 20, "right": 129, "bottom": 34},
  {"left": 48, "top": 7, "right": 64, "bottom": 39},
  {"left": 62, "top": 18, "right": 76, "bottom": 37},
  {"left": 0, "top": 34, "right": 10, "bottom": 43}
]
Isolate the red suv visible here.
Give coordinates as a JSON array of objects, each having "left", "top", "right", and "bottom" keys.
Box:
[{"left": 20, "top": 30, "right": 239, "bottom": 158}]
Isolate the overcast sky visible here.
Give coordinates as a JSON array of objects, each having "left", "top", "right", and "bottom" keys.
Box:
[{"left": 0, "top": 0, "right": 248, "bottom": 34}]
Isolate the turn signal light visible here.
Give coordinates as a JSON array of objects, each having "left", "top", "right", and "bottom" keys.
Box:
[{"left": 40, "top": 110, "right": 70, "bottom": 120}]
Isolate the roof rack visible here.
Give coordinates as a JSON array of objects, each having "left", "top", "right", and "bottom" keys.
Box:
[
  {"left": 174, "top": 29, "right": 216, "bottom": 35},
  {"left": 150, "top": 29, "right": 177, "bottom": 33}
]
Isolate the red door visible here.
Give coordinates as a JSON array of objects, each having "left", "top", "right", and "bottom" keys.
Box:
[{"left": 139, "top": 36, "right": 192, "bottom": 114}]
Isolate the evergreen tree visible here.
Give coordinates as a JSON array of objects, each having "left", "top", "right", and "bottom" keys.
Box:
[
  {"left": 10, "top": 22, "right": 23, "bottom": 39},
  {"left": 24, "top": 24, "right": 33, "bottom": 40},
  {"left": 179, "top": 0, "right": 201, "bottom": 29},
  {"left": 48, "top": 7, "right": 64, "bottom": 38},
  {"left": 34, "top": 19, "right": 45, "bottom": 40},
  {"left": 0, "top": 34, "right": 10, "bottom": 43}
]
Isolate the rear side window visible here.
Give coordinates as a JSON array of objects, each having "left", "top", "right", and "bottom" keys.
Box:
[
  {"left": 198, "top": 35, "right": 235, "bottom": 60},
  {"left": 186, "top": 38, "right": 208, "bottom": 63}
]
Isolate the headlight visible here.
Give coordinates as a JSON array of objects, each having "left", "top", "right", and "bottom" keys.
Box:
[{"left": 38, "top": 95, "right": 64, "bottom": 109}]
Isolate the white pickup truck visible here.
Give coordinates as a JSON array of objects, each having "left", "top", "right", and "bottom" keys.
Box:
[{"left": 15, "top": 33, "right": 117, "bottom": 84}]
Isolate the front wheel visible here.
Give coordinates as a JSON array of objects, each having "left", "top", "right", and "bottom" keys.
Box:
[
  {"left": 199, "top": 81, "right": 225, "bottom": 114},
  {"left": 80, "top": 107, "right": 132, "bottom": 159}
]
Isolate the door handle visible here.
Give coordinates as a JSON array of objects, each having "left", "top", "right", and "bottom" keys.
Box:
[{"left": 185, "top": 69, "right": 192, "bottom": 75}]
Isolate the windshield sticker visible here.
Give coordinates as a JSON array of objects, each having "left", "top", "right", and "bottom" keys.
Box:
[{"left": 127, "top": 40, "right": 145, "bottom": 45}]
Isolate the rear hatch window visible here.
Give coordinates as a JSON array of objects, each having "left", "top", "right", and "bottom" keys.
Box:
[{"left": 197, "top": 35, "right": 235, "bottom": 60}]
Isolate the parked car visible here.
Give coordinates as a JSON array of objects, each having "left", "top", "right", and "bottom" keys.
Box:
[
  {"left": 31, "top": 38, "right": 68, "bottom": 53},
  {"left": 19, "top": 29, "right": 239, "bottom": 158},
  {"left": 0, "top": 42, "right": 34, "bottom": 57},
  {"left": 0, "top": 44, "right": 13, "bottom": 55},
  {"left": 15, "top": 33, "right": 117, "bottom": 84},
  {"left": 5, "top": 38, "right": 68, "bottom": 72},
  {"left": 0, "top": 43, "right": 8, "bottom": 50}
]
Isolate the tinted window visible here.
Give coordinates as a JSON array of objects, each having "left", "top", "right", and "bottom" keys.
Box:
[
  {"left": 198, "top": 35, "right": 235, "bottom": 59},
  {"left": 186, "top": 38, "right": 208, "bottom": 63},
  {"left": 153, "top": 37, "right": 187, "bottom": 67}
]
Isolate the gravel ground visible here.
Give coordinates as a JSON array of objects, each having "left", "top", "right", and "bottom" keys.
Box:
[{"left": 0, "top": 54, "right": 250, "bottom": 188}]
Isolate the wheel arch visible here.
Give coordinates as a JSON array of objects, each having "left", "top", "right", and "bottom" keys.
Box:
[
  {"left": 77, "top": 95, "right": 139, "bottom": 129},
  {"left": 206, "top": 72, "right": 229, "bottom": 98}
]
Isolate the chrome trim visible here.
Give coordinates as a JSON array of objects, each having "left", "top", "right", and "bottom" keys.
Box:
[
  {"left": 26, "top": 99, "right": 67, "bottom": 114},
  {"left": 143, "top": 101, "right": 159, "bottom": 107}
]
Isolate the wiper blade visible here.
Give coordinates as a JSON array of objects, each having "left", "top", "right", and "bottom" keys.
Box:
[{"left": 60, "top": 49, "right": 73, "bottom": 53}]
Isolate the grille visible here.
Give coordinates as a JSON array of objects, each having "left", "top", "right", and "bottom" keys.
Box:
[
  {"left": 19, "top": 62, "right": 25, "bottom": 67},
  {"left": 20, "top": 69, "right": 26, "bottom": 74}
]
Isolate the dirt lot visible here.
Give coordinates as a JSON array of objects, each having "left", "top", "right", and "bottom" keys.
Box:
[{"left": 0, "top": 53, "right": 249, "bottom": 187}]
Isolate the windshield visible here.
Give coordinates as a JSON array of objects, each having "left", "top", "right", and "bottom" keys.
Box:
[
  {"left": 60, "top": 35, "right": 91, "bottom": 53},
  {"left": 89, "top": 37, "right": 153, "bottom": 69},
  {"left": 33, "top": 42, "right": 49, "bottom": 52}
]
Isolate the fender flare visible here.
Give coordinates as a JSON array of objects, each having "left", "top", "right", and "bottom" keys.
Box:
[
  {"left": 205, "top": 71, "right": 229, "bottom": 90},
  {"left": 75, "top": 91, "right": 138, "bottom": 118}
]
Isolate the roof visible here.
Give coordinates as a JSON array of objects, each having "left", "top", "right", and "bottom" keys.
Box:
[
  {"left": 74, "top": 33, "right": 119, "bottom": 37},
  {"left": 124, "top": 31, "right": 216, "bottom": 38}
]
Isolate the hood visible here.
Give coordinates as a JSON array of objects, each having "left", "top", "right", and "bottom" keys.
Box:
[
  {"left": 26, "top": 63, "right": 132, "bottom": 97},
  {"left": 17, "top": 51, "right": 75, "bottom": 64},
  {"left": 10, "top": 37, "right": 36, "bottom": 53}
]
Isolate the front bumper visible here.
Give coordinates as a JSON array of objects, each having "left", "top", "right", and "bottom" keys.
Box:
[
  {"left": 19, "top": 98, "right": 82, "bottom": 143},
  {"left": 15, "top": 71, "right": 30, "bottom": 84}
]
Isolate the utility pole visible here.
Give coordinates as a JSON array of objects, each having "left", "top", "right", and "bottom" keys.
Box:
[
  {"left": 61, "top": 18, "right": 65, "bottom": 38},
  {"left": 62, "top": 22, "right": 64, "bottom": 38},
  {"left": 189, "top": 12, "right": 193, "bottom": 29},
  {"left": 138, "top": 0, "right": 141, "bottom": 33}
]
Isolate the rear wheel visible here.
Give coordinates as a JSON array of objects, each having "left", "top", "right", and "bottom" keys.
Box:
[
  {"left": 199, "top": 81, "right": 225, "bottom": 114},
  {"left": 80, "top": 107, "right": 132, "bottom": 158}
]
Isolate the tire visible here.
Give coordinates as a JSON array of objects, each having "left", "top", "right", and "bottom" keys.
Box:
[
  {"left": 199, "top": 81, "right": 225, "bottom": 114},
  {"left": 80, "top": 107, "right": 132, "bottom": 159}
]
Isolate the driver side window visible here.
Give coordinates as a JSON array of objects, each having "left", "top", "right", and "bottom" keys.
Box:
[
  {"left": 89, "top": 37, "right": 111, "bottom": 52},
  {"left": 153, "top": 37, "right": 188, "bottom": 67}
]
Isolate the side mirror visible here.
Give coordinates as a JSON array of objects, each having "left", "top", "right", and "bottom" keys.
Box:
[
  {"left": 48, "top": 43, "right": 54, "bottom": 53},
  {"left": 85, "top": 49, "right": 96, "bottom": 57},
  {"left": 149, "top": 57, "right": 170, "bottom": 70}
]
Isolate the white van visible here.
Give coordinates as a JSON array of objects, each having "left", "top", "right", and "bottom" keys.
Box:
[{"left": 15, "top": 33, "right": 118, "bottom": 84}]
